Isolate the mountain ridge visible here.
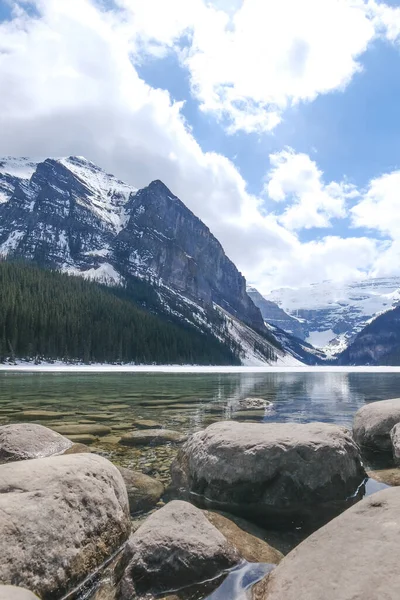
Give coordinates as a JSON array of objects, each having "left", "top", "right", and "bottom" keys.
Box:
[{"left": 0, "top": 155, "right": 305, "bottom": 366}]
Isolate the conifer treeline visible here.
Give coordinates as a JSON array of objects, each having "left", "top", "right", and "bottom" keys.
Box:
[{"left": 0, "top": 261, "right": 240, "bottom": 365}]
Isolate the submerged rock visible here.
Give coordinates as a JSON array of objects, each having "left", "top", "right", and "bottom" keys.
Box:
[
  {"left": 0, "top": 423, "right": 73, "bottom": 463},
  {"left": 0, "top": 587, "right": 40, "bottom": 600},
  {"left": 252, "top": 487, "right": 400, "bottom": 600},
  {"left": 67, "top": 433, "right": 98, "bottom": 445},
  {"left": 62, "top": 442, "right": 92, "bottom": 455},
  {"left": 0, "top": 454, "right": 130, "bottom": 600},
  {"left": 171, "top": 421, "right": 366, "bottom": 529},
  {"left": 50, "top": 423, "right": 111, "bottom": 437},
  {"left": 119, "top": 429, "right": 186, "bottom": 447},
  {"left": 132, "top": 419, "right": 163, "bottom": 429},
  {"left": 118, "top": 500, "right": 240, "bottom": 598},
  {"left": 353, "top": 398, "right": 400, "bottom": 452},
  {"left": 19, "top": 410, "right": 75, "bottom": 420},
  {"left": 238, "top": 398, "right": 272, "bottom": 410},
  {"left": 117, "top": 467, "right": 164, "bottom": 514},
  {"left": 204, "top": 511, "right": 283, "bottom": 564},
  {"left": 367, "top": 468, "right": 400, "bottom": 486}
]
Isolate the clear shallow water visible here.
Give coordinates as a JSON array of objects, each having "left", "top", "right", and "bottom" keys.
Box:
[
  {"left": 1, "top": 370, "right": 399, "bottom": 479},
  {"left": 0, "top": 370, "right": 398, "bottom": 598}
]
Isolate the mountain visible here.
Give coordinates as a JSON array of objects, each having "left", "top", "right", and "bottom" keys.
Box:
[
  {"left": 247, "top": 286, "right": 307, "bottom": 340},
  {"left": 266, "top": 278, "right": 400, "bottom": 356},
  {"left": 338, "top": 306, "right": 400, "bottom": 365},
  {"left": 247, "top": 286, "right": 324, "bottom": 364},
  {"left": 0, "top": 155, "right": 302, "bottom": 366}
]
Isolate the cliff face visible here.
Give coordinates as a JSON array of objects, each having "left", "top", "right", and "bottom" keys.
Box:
[
  {"left": 0, "top": 156, "right": 263, "bottom": 329},
  {"left": 247, "top": 286, "right": 307, "bottom": 339}
]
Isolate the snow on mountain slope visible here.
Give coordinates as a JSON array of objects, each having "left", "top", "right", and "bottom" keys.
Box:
[
  {"left": 215, "top": 306, "right": 303, "bottom": 366},
  {"left": 0, "top": 155, "right": 303, "bottom": 366},
  {"left": 58, "top": 156, "right": 136, "bottom": 232},
  {"left": 267, "top": 278, "right": 400, "bottom": 354}
]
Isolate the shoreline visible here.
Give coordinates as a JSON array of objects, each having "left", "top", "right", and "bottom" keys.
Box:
[{"left": 2, "top": 364, "right": 400, "bottom": 373}]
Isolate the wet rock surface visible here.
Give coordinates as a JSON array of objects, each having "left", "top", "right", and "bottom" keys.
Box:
[
  {"left": 0, "top": 423, "right": 73, "bottom": 463},
  {"left": 117, "top": 500, "right": 240, "bottom": 598},
  {"left": 353, "top": 397, "right": 400, "bottom": 452},
  {"left": 390, "top": 423, "right": 400, "bottom": 464},
  {"left": 171, "top": 421, "right": 366, "bottom": 529},
  {"left": 252, "top": 487, "right": 400, "bottom": 600},
  {"left": 117, "top": 466, "right": 164, "bottom": 514},
  {"left": 0, "top": 454, "right": 130, "bottom": 600},
  {"left": 204, "top": 511, "right": 283, "bottom": 564}
]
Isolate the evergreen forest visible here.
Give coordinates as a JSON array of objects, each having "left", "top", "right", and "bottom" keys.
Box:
[{"left": 0, "top": 261, "right": 241, "bottom": 365}]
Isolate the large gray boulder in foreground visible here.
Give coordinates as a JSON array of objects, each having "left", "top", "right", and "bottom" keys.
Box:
[
  {"left": 353, "top": 398, "right": 400, "bottom": 452},
  {"left": 0, "top": 587, "right": 40, "bottom": 600},
  {"left": 253, "top": 487, "right": 400, "bottom": 600},
  {"left": 0, "top": 454, "right": 130, "bottom": 600},
  {"left": 0, "top": 423, "right": 73, "bottom": 463},
  {"left": 118, "top": 500, "right": 240, "bottom": 598},
  {"left": 171, "top": 421, "right": 366, "bottom": 528}
]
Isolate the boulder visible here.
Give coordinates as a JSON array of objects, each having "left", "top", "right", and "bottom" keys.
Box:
[
  {"left": 353, "top": 398, "right": 400, "bottom": 452},
  {"left": 252, "top": 487, "right": 400, "bottom": 600},
  {"left": 0, "top": 454, "right": 130, "bottom": 600},
  {"left": 50, "top": 423, "right": 111, "bottom": 437},
  {"left": 204, "top": 511, "right": 283, "bottom": 564},
  {"left": 119, "top": 430, "right": 186, "bottom": 447},
  {"left": 118, "top": 500, "right": 240, "bottom": 597},
  {"left": 0, "top": 424, "right": 73, "bottom": 463},
  {"left": 391, "top": 422, "right": 400, "bottom": 464},
  {"left": 0, "top": 587, "right": 40, "bottom": 600},
  {"left": 171, "top": 421, "right": 366, "bottom": 529},
  {"left": 117, "top": 467, "right": 164, "bottom": 514}
]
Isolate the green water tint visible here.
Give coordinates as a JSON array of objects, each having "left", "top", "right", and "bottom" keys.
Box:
[{"left": 2, "top": 370, "right": 400, "bottom": 484}]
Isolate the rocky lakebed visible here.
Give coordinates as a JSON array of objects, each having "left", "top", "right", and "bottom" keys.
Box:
[{"left": 1, "top": 389, "right": 400, "bottom": 599}]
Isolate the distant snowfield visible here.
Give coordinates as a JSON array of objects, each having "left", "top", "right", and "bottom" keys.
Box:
[{"left": 2, "top": 364, "right": 400, "bottom": 374}]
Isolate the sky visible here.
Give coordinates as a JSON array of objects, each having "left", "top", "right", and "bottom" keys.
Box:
[{"left": 1, "top": 0, "right": 400, "bottom": 294}]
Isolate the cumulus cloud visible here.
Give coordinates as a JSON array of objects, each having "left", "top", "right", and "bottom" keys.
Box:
[
  {"left": 266, "top": 149, "right": 359, "bottom": 230},
  {"left": 119, "top": 0, "right": 398, "bottom": 134},
  {"left": 0, "top": 0, "right": 396, "bottom": 293},
  {"left": 351, "top": 171, "right": 400, "bottom": 238}
]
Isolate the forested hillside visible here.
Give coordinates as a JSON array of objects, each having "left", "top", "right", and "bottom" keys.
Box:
[{"left": 0, "top": 262, "right": 240, "bottom": 365}]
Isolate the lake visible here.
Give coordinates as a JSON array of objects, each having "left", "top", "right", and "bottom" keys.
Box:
[
  {"left": 0, "top": 369, "right": 399, "bottom": 481},
  {"left": 0, "top": 368, "right": 398, "bottom": 599}
]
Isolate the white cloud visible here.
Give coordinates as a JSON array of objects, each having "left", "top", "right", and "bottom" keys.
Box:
[
  {"left": 351, "top": 171, "right": 400, "bottom": 238},
  {"left": 117, "top": 0, "right": 400, "bottom": 134},
  {"left": 266, "top": 149, "right": 358, "bottom": 230},
  {"left": 184, "top": 0, "right": 378, "bottom": 133},
  {"left": 0, "top": 0, "right": 394, "bottom": 293}
]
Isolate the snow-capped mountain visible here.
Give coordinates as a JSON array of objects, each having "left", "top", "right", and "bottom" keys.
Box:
[
  {"left": 0, "top": 155, "right": 307, "bottom": 366},
  {"left": 247, "top": 286, "right": 307, "bottom": 340},
  {"left": 265, "top": 279, "right": 400, "bottom": 355}
]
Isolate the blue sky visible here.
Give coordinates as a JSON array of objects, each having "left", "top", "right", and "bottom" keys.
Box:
[{"left": 1, "top": 0, "right": 400, "bottom": 291}]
